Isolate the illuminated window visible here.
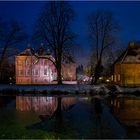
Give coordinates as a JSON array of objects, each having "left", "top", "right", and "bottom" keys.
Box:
[
  {"left": 111, "top": 75, "right": 113, "bottom": 81},
  {"left": 19, "top": 70, "right": 24, "bottom": 76}
]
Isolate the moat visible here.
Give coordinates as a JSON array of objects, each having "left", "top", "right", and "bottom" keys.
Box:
[{"left": 0, "top": 94, "right": 140, "bottom": 139}]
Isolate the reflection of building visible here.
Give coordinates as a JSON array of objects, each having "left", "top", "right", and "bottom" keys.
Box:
[
  {"left": 114, "top": 42, "right": 140, "bottom": 87},
  {"left": 109, "top": 97, "right": 140, "bottom": 125},
  {"left": 16, "top": 46, "right": 76, "bottom": 84},
  {"left": 16, "top": 96, "right": 77, "bottom": 116},
  {"left": 16, "top": 96, "right": 58, "bottom": 116}
]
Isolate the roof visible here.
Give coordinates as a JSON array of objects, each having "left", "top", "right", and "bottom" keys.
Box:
[
  {"left": 115, "top": 41, "right": 140, "bottom": 64},
  {"left": 19, "top": 48, "right": 34, "bottom": 56},
  {"left": 17, "top": 44, "right": 55, "bottom": 64},
  {"left": 19, "top": 44, "right": 51, "bottom": 57}
]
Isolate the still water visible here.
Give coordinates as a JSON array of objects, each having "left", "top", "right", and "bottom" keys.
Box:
[{"left": 0, "top": 95, "right": 140, "bottom": 139}]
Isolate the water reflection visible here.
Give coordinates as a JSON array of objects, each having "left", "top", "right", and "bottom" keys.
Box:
[
  {"left": 16, "top": 96, "right": 79, "bottom": 138},
  {"left": 90, "top": 97, "right": 103, "bottom": 138},
  {"left": 0, "top": 95, "right": 130, "bottom": 138},
  {"left": 0, "top": 96, "right": 15, "bottom": 107},
  {"left": 108, "top": 96, "right": 140, "bottom": 138},
  {"left": 16, "top": 96, "right": 77, "bottom": 117}
]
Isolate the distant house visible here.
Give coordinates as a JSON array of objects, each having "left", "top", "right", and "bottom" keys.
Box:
[
  {"left": 15, "top": 46, "right": 76, "bottom": 84},
  {"left": 114, "top": 41, "right": 140, "bottom": 87}
]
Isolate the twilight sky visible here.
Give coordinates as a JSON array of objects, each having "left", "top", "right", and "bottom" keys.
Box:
[{"left": 0, "top": 1, "right": 140, "bottom": 65}]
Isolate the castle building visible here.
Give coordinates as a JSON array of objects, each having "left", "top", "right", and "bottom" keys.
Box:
[{"left": 15, "top": 46, "right": 76, "bottom": 84}]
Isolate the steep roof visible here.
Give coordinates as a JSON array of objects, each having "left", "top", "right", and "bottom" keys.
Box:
[
  {"left": 17, "top": 44, "right": 55, "bottom": 64},
  {"left": 115, "top": 41, "right": 140, "bottom": 64},
  {"left": 19, "top": 44, "right": 50, "bottom": 57},
  {"left": 19, "top": 48, "right": 34, "bottom": 56}
]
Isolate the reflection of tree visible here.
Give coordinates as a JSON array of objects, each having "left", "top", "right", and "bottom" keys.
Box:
[
  {"left": 52, "top": 97, "right": 63, "bottom": 136},
  {"left": 90, "top": 97, "right": 103, "bottom": 138},
  {"left": 107, "top": 97, "right": 140, "bottom": 138}
]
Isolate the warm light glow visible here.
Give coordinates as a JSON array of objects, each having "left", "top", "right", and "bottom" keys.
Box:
[
  {"left": 99, "top": 76, "right": 103, "bottom": 80},
  {"left": 106, "top": 79, "right": 110, "bottom": 82}
]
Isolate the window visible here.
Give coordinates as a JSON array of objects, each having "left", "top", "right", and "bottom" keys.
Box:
[
  {"left": 118, "top": 74, "right": 120, "bottom": 81},
  {"left": 44, "top": 60, "right": 48, "bottom": 65},
  {"left": 32, "top": 69, "right": 39, "bottom": 76},
  {"left": 26, "top": 70, "right": 31, "bottom": 76},
  {"left": 19, "top": 70, "right": 24, "bottom": 76},
  {"left": 40, "top": 59, "right": 44, "bottom": 65},
  {"left": 17, "top": 60, "right": 22, "bottom": 66},
  {"left": 44, "top": 69, "right": 47, "bottom": 75},
  {"left": 35, "top": 69, "right": 39, "bottom": 75}
]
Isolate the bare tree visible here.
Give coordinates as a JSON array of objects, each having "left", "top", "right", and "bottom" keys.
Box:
[
  {"left": 0, "top": 19, "right": 27, "bottom": 81},
  {"left": 88, "top": 10, "right": 119, "bottom": 84},
  {"left": 33, "top": 1, "right": 76, "bottom": 84}
]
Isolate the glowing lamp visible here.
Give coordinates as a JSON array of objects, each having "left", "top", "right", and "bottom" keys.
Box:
[
  {"left": 106, "top": 79, "right": 110, "bottom": 82},
  {"left": 99, "top": 77, "right": 103, "bottom": 80}
]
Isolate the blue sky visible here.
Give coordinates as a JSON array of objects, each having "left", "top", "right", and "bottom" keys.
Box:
[{"left": 0, "top": 1, "right": 140, "bottom": 65}]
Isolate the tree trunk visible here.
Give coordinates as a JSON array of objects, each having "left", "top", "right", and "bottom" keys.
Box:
[
  {"left": 93, "top": 60, "right": 103, "bottom": 84},
  {"left": 94, "top": 64, "right": 100, "bottom": 84},
  {"left": 57, "top": 64, "right": 62, "bottom": 85}
]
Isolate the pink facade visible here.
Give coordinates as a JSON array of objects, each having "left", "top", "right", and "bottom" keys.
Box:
[
  {"left": 16, "top": 55, "right": 57, "bottom": 84},
  {"left": 16, "top": 47, "right": 76, "bottom": 85},
  {"left": 16, "top": 96, "right": 77, "bottom": 116}
]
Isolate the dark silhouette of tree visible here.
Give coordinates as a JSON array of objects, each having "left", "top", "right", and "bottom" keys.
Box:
[
  {"left": 0, "top": 59, "right": 15, "bottom": 83},
  {"left": 88, "top": 10, "right": 119, "bottom": 84},
  {"left": 33, "top": 1, "right": 76, "bottom": 84},
  {"left": 0, "top": 19, "right": 27, "bottom": 81}
]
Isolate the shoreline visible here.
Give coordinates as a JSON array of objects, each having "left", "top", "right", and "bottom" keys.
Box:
[{"left": 0, "top": 84, "right": 140, "bottom": 96}]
